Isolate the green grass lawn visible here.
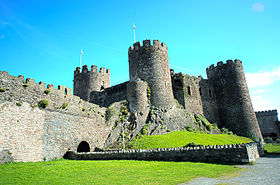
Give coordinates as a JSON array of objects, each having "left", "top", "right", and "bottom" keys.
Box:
[
  {"left": 264, "top": 143, "right": 280, "bottom": 154},
  {"left": 128, "top": 131, "right": 252, "bottom": 149},
  {"left": 0, "top": 159, "right": 241, "bottom": 185}
]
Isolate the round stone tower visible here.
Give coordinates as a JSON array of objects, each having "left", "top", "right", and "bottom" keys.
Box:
[
  {"left": 128, "top": 40, "right": 174, "bottom": 107},
  {"left": 74, "top": 65, "right": 110, "bottom": 101},
  {"left": 206, "top": 59, "right": 262, "bottom": 139}
]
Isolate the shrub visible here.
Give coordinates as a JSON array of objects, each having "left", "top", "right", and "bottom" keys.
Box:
[
  {"left": 221, "top": 127, "right": 229, "bottom": 134},
  {"left": 185, "top": 125, "right": 194, "bottom": 132},
  {"left": 16, "top": 102, "right": 22, "bottom": 106},
  {"left": 0, "top": 88, "right": 7, "bottom": 92},
  {"left": 194, "top": 114, "right": 213, "bottom": 131},
  {"left": 185, "top": 142, "right": 203, "bottom": 148},
  {"left": 106, "top": 107, "right": 117, "bottom": 121},
  {"left": 276, "top": 138, "right": 280, "bottom": 144},
  {"left": 44, "top": 89, "right": 51, "bottom": 95},
  {"left": 23, "top": 84, "right": 29, "bottom": 88},
  {"left": 61, "top": 102, "right": 69, "bottom": 109},
  {"left": 264, "top": 137, "right": 273, "bottom": 143},
  {"left": 38, "top": 99, "right": 49, "bottom": 108}
]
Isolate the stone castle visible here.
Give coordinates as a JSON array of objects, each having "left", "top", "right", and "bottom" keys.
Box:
[{"left": 0, "top": 39, "right": 263, "bottom": 163}]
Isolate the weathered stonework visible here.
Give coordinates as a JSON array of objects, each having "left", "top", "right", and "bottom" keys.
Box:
[
  {"left": 65, "top": 142, "right": 261, "bottom": 164},
  {"left": 128, "top": 40, "right": 175, "bottom": 107},
  {"left": 255, "top": 110, "right": 280, "bottom": 139},
  {"left": 206, "top": 60, "right": 262, "bottom": 139},
  {"left": 0, "top": 39, "right": 264, "bottom": 163}
]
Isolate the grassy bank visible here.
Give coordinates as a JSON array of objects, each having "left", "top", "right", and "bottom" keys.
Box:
[
  {"left": 0, "top": 159, "right": 241, "bottom": 185},
  {"left": 264, "top": 144, "right": 280, "bottom": 154},
  {"left": 128, "top": 131, "right": 252, "bottom": 149}
]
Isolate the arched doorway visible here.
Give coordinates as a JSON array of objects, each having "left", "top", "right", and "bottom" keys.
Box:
[{"left": 77, "top": 141, "right": 90, "bottom": 152}]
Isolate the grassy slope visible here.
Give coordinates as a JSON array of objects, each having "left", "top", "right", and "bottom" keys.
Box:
[
  {"left": 0, "top": 159, "right": 241, "bottom": 185},
  {"left": 129, "top": 131, "right": 252, "bottom": 149},
  {"left": 264, "top": 144, "right": 280, "bottom": 154}
]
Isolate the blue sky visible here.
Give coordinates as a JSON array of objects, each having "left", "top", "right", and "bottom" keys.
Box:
[{"left": 0, "top": 0, "right": 279, "bottom": 112}]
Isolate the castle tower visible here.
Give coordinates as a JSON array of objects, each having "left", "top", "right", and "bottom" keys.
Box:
[
  {"left": 206, "top": 59, "right": 262, "bottom": 139},
  {"left": 74, "top": 65, "right": 110, "bottom": 101},
  {"left": 128, "top": 40, "right": 174, "bottom": 107}
]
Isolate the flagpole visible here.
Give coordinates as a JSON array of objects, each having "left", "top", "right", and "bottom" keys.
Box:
[
  {"left": 133, "top": 22, "right": 136, "bottom": 43},
  {"left": 80, "top": 53, "right": 82, "bottom": 69}
]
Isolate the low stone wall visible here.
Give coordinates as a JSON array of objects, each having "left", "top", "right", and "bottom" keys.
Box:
[{"left": 65, "top": 142, "right": 260, "bottom": 164}]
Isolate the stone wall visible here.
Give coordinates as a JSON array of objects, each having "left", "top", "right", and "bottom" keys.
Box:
[
  {"left": 255, "top": 110, "right": 280, "bottom": 138},
  {"left": 90, "top": 82, "right": 128, "bottom": 107},
  {"left": 172, "top": 73, "right": 219, "bottom": 124},
  {"left": 65, "top": 142, "right": 260, "bottom": 164},
  {"left": 0, "top": 71, "right": 112, "bottom": 163}
]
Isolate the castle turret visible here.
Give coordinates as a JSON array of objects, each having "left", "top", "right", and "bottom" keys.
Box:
[
  {"left": 206, "top": 59, "right": 262, "bottom": 139},
  {"left": 74, "top": 65, "right": 110, "bottom": 101},
  {"left": 128, "top": 40, "right": 174, "bottom": 107}
]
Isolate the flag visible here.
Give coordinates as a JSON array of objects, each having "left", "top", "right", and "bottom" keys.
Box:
[
  {"left": 133, "top": 24, "right": 136, "bottom": 30},
  {"left": 81, "top": 49, "right": 84, "bottom": 55}
]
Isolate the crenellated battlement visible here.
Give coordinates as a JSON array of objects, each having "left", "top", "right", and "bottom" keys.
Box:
[
  {"left": 206, "top": 59, "right": 243, "bottom": 73},
  {"left": 74, "top": 65, "right": 110, "bottom": 75},
  {"left": 128, "top": 40, "right": 167, "bottom": 52},
  {"left": 0, "top": 71, "right": 72, "bottom": 95},
  {"left": 255, "top": 109, "right": 278, "bottom": 116}
]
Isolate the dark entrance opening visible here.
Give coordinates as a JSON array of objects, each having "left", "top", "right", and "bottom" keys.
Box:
[{"left": 77, "top": 141, "right": 90, "bottom": 152}]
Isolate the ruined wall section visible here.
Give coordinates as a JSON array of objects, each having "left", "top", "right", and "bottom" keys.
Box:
[
  {"left": 206, "top": 60, "right": 262, "bottom": 139},
  {"left": 172, "top": 73, "right": 219, "bottom": 124},
  {"left": 255, "top": 110, "right": 280, "bottom": 138},
  {"left": 90, "top": 82, "right": 128, "bottom": 107},
  {"left": 128, "top": 40, "right": 174, "bottom": 107},
  {"left": 74, "top": 65, "right": 110, "bottom": 101}
]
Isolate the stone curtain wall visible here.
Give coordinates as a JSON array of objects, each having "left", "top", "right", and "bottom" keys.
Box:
[
  {"left": 90, "top": 82, "right": 128, "bottom": 107},
  {"left": 0, "top": 101, "right": 111, "bottom": 163},
  {"left": 0, "top": 71, "right": 112, "bottom": 163},
  {"left": 171, "top": 73, "right": 220, "bottom": 124},
  {"left": 0, "top": 102, "right": 44, "bottom": 163},
  {"left": 66, "top": 142, "right": 260, "bottom": 164},
  {"left": 255, "top": 110, "right": 280, "bottom": 138}
]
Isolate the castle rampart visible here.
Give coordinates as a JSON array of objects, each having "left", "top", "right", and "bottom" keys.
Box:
[
  {"left": 206, "top": 59, "right": 262, "bottom": 139},
  {"left": 74, "top": 65, "right": 110, "bottom": 101},
  {"left": 90, "top": 81, "right": 128, "bottom": 107},
  {"left": 128, "top": 40, "right": 174, "bottom": 107},
  {"left": 0, "top": 71, "right": 112, "bottom": 162},
  {"left": 255, "top": 109, "right": 279, "bottom": 138}
]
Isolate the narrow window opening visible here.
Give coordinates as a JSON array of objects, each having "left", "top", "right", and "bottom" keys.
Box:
[
  {"left": 64, "top": 88, "right": 68, "bottom": 95},
  {"left": 199, "top": 87, "right": 202, "bottom": 96},
  {"left": 209, "top": 89, "right": 212, "bottom": 97},
  {"left": 187, "top": 86, "right": 191, "bottom": 96}
]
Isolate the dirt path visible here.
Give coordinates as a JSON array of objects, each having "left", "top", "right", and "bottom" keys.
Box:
[{"left": 184, "top": 154, "right": 280, "bottom": 185}]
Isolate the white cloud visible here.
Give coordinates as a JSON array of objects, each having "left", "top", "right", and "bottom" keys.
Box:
[
  {"left": 251, "top": 89, "right": 265, "bottom": 95},
  {"left": 251, "top": 95, "right": 275, "bottom": 111},
  {"left": 252, "top": 3, "right": 264, "bottom": 12},
  {"left": 245, "top": 66, "right": 280, "bottom": 88}
]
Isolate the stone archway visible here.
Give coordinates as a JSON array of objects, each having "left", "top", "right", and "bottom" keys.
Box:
[{"left": 77, "top": 141, "right": 90, "bottom": 152}]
